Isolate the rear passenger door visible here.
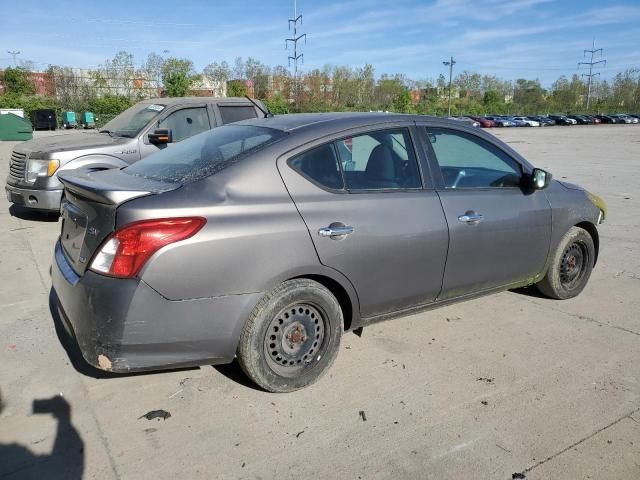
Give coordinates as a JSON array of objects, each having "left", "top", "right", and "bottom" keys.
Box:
[{"left": 278, "top": 125, "right": 449, "bottom": 318}]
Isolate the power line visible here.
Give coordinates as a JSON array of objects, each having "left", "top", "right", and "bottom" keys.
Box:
[
  {"left": 286, "top": 0, "right": 306, "bottom": 105},
  {"left": 443, "top": 56, "right": 456, "bottom": 116},
  {"left": 7, "top": 51, "right": 20, "bottom": 66},
  {"left": 578, "top": 39, "right": 606, "bottom": 110}
]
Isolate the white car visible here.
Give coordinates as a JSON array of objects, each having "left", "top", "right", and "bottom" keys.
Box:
[{"left": 512, "top": 116, "right": 540, "bottom": 127}]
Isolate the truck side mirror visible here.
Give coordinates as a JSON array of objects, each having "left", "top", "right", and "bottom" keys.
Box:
[{"left": 148, "top": 128, "right": 172, "bottom": 145}]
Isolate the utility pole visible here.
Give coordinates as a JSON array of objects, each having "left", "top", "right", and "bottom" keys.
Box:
[
  {"left": 578, "top": 40, "right": 605, "bottom": 110},
  {"left": 286, "top": 0, "right": 306, "bottom": 106},
  {"left": 443, "top": 56, "right": 456, "bottom": 116},
  {"left": 7, "top": 50, "right": 20, "bottom": 67}
]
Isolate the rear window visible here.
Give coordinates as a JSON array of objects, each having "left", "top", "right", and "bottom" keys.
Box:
[
  {"left": 124, "top": 125, "right": 284, "bottom": 184},
  {"left": 219, "top": 106, "right": 258, "bottom": 124}
]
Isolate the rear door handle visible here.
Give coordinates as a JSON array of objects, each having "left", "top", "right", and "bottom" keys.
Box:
[
  {"left": 458, "top": 212, "right": 484, "bottom": 223},
  {"left": 318, "top": 225, "right": 354, "bottom": 237}
]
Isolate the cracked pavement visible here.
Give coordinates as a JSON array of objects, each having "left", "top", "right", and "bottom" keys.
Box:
[{"left": 0, "top": 125, "right": 638, "bottom": 479}]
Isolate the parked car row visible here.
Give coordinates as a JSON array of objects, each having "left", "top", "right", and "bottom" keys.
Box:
[{"left": 467, "top": 113, "right": 640, "bottom": 127}]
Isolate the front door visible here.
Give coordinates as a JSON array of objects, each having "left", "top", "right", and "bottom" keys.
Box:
[
  {"left": 139, "top": 105, "right": 211, "bottom": 159},
  {"left": 278, "top": 127, "right": 449, "bottom": 318},
  {"left": 423, "top": 127, "right": 552, "bottom": 299}
]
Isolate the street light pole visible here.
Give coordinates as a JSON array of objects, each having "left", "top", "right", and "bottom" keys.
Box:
[{"left": 442, "top": 56, "right": 456, "bottom": 116}]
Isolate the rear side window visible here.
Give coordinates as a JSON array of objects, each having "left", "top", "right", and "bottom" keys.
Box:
[
  {"left": 219, "top": 106, "right": 258, "bottom": 124},
  {"left": 125, "top": 125, "right": 284, "bottom": 184},
  {"left": 336, "top": 129, "right": 421, "bottom": 190},
  {"left": 289, "top": 144, "right": 343, "bottom": 190}
]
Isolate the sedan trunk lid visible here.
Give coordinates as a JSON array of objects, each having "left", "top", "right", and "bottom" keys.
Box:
[{"left": 58, "top": 168, "right": 179, "bottom": 275}]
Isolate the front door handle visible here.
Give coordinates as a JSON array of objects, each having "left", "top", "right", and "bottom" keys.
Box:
[
  {"left": 318, "top": 225, "right": 354, "bottom": 238},
  {"left": 458, "top": 212, "right": 484, "bottom": 223}
]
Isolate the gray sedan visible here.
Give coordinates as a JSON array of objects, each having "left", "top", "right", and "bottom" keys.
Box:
[{"left": 51, "top": 113, "right": 606, "bottom": 392}]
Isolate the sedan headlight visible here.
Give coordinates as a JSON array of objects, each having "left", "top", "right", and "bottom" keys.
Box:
[{"left": 26, "top": 159, "right": 60, "bottom": 183}]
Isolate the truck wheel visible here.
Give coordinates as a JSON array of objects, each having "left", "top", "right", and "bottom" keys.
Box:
[
  {"left": 237, "top": 279, "right": 343, "bottom": 392},
  {"left": 536, "top": 226, "right": 595, "bottom": 300}
]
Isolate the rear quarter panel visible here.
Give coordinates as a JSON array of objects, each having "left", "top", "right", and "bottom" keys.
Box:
[{"left": 115, "top": 148, "right": 358, "bottom": 311}]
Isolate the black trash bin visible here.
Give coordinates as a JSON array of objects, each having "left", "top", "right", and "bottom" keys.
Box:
[{"left": 30, "top": 109, "right": 57, "bottom": 131}]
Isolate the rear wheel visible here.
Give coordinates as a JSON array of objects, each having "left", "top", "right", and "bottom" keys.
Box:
[
  {"left": 536, "top": 226, "right": 595, "bottom": 299},
  {"left": 237, "top": 279, "right": 343, "bottom": 392}
]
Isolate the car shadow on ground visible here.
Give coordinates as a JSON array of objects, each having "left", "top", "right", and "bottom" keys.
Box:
[
  {"left": 48, "top": 288, "right": 197, "bottom": 380},
  {"left": 213, "top": 361, "right": 263, "bottom": 392},
  {"left": 0, "top": 392, "right": 84, "bottom": 480},
  {"left": 9, "top": 205, "right": 59, "bottom": 222},
  {"left": 510, "top": 285, "right": 548, "bottom": 299}
]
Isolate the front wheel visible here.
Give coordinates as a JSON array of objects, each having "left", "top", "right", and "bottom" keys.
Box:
[
  {"left": 536, "top": 226, "right": 595, "bottom": 299},
  {"left": 237, "top": 279, "right": 343, "bottom": 392}
]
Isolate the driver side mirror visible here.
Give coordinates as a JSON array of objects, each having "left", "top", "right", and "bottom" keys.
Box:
[
  {"left": 531, "top": 168, "right": 552, "bottom": 190},
  {"left": 148, "top": 128, "right": 172, "bottom": 145}
]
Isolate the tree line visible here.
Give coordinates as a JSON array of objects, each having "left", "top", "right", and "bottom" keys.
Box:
[{"left": 1, "top": 50, "right": 639, "bottom": 125}]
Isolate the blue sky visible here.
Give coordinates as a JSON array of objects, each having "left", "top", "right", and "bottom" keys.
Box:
[{"left": 1, "top": 0, "right": 639, "bottom": 86}]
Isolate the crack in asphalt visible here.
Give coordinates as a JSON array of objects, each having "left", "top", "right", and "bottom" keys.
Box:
[
  {"left": 514, "top": 407, "right": 640, "bottom": 477},
  {"left": 517, "top": 295, "right": 640, "bottom": 337}
]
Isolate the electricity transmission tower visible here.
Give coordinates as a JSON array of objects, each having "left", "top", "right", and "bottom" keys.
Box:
[
  {"left": 578, "top": 40, "right": 606, "bottom": 110},
  {"left": 443, "top": 56, "right": 456, "bottom": 116},
  {"left": 7, "top": 50, "right": 20, "bottom": 66},
  {"left": 286, "top": 0, "right": 306, "bottom": 105}
]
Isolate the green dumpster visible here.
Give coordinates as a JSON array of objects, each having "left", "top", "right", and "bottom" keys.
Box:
[
  {"left": 62, "top": 111, "right": 77, "bottom": 129},
  {"left": 81, "top": 111, "right": 95, "bottom": 129},
  {"left": 0, "top": 113, "right": 33, "bottom": 141}
]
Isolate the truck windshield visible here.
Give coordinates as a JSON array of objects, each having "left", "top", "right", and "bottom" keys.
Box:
[
  {"left": 124, "top": 125, "right": 285, "bottom": 184},
  {"left": 100, "top": 103, "right": 166, "bottom": 138}
]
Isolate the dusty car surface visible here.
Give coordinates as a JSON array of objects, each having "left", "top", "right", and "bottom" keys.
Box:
[
  {"left": 51, "top": 112, "right": 606, "bottom": 392},
  {"left": 5, "top": 97, "right": 264, "bottom": 212}
]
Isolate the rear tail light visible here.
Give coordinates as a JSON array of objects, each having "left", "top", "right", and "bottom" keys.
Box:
[{"left": 90, "top": 217, "right": 206, "bottom": 279}]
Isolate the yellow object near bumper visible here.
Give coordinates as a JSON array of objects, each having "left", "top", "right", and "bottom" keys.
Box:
[{"left": 586, "top": 191, "right": 607, "bottom": 224}]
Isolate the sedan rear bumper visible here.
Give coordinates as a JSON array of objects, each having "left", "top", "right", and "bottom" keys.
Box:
[{"left": 51, "top": 241, "right": 262, "bottom": 373}]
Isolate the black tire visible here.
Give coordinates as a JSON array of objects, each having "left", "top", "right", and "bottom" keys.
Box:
[
  {"left": 237, "top": 279, "right": 343, "bottom": 392},
  {"left": 536, "top": 226, "right": 595, "bottom": 300}
]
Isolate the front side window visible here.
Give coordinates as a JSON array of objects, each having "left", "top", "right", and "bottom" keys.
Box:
[
  {"left": 337, "top": 129, "right": 421, "bottom": 190},
  {"left": 125, "top": 125, "right": 284, "bottom": 184},
  {"left": 158, "top": 107, "right": 210, "bottom": 142},
  {"left": 426, "top": 128, "right": 521, "bottom": 189},
  {"left": 219, "top": 106, "right": 258, "bottom": 124}
]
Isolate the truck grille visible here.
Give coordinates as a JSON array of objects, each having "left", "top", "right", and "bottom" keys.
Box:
[{"left": 8, "top": 151, "right": 27, "bottom": 181}]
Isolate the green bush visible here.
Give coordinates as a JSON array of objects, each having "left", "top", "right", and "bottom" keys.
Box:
[
  {"left": 0, "top": 93, "right": 61, "bottom": 121},
  {"left": 263, "top": 94, "right": 289, "bottom": 114},
  {"left": 88, "top": 95, "right": 132, "bottom": 117}
]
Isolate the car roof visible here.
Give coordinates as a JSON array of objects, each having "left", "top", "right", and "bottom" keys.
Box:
[
  {"left": 137, "top": 97, "right": 256, "bottom": 106},
  {"left": 235, "top": 112, "right": 453, "bottom": 134}
]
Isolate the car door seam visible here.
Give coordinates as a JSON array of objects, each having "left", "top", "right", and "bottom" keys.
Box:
[{"left": 433, "top": 189, "right": 451, "bottom": 302}]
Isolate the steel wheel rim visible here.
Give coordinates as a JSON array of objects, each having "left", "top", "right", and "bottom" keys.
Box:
[
  {"left": 559, "top": 241, "right": 587, "bottom": 289},
  {"left": 264, "top": 303, "right": 327, "bottom": 376}
]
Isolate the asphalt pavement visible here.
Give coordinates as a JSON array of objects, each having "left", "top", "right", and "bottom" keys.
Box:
[{"left": 0, "top": 125, "right": 638, "bottom": 479}]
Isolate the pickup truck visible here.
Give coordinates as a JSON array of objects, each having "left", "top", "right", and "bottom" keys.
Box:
[{"left": 5, "top": 97, "right": 265, "bottom": 213}]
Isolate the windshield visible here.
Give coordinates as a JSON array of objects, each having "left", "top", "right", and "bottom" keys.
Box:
[
  {"left": 124, "top": 125, "right": 285, "bottom": 184},
  {"left": 100, "top": 102, "right": 166, "bottom": 138}
]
